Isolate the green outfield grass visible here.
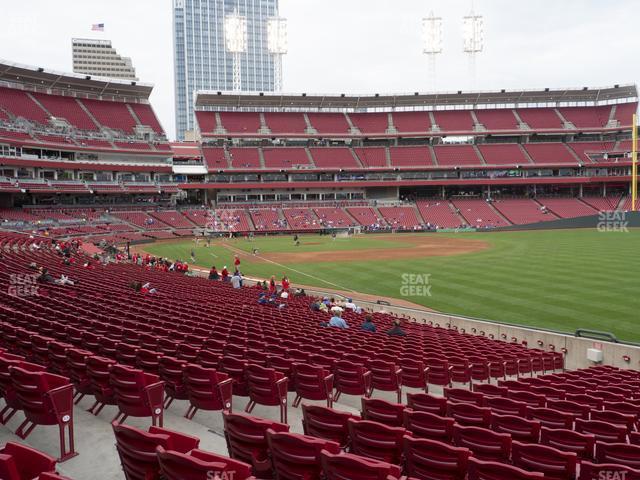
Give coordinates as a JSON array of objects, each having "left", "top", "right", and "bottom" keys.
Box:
[{"left": 142, "top": 229, "right": 640, "bottom": 342}]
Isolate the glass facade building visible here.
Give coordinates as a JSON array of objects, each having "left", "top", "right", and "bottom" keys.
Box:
[{"left": 173, "top": 0, "right": 278, "bottom": 140}]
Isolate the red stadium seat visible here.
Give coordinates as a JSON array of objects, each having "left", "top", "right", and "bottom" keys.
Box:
[
  {"left": 182, "top": 364, "right": 233, "bottom": 420},
  {"left": 0, "top": 355, "right": 45, "bottom": 425},
  {"left": 266, "top": 429, "right": 341, "bottom": 479},
  {"left": 591, "top": 410, "right": 636, "bottom": 433},
  {"left": 347, "top": 418, "right": 407, "bottom": 464},
  {"left": 244, "top": 364, "right": 289, "bottom": 423},
  {"left": 109, "top": 364, "right": 165, "bottom": 427},
  {"left": 446, "top": 402, "right": 492, "bottom": 428},
  {"left": 425, "top": 358, "right": 453, "bottom": 387},
  {"left": 403, "top": 409, "right": 456, "bottom": 442},
  {"left": 222, "top": 411, "right": 289, "bottom": 477},
  {"left": 319, "top": 449, "right": 402, "bottom": 480},
  {"left": 578, "top": 462, "right": 640, "bottom": 480},
  {"left": 403, "top": 436, "right": 471, "bottom": 480},
  {"left": 333, "top": 360, "right": 372, "bottom": 403},
  {"left": 474, "top": 384, "right": 508, "bottom": 397},
  {"left": 219, "top": 356, "right": 250, "bottom": 396},
  {"left": 444, "top": 387, "right": 484, "bottom": 406},
  {"left": 399, "top": 357, "right": 428, "bottom": 391},
  {"left": 158, "top": 356, "right": 188, "bottom": 409},
  {"left": 301, "top": 404, "right": 359, "bottom": 449},
  {"left": 540, "top": 427, "right": 596, "bottom": 460},
  {"left": 595, "top": 441, "right": 640, "bottom": 469},
  {"left": 406, "top": 392, "right": 448, "bottom": 415},
  {"left": 526, "top": 407, "right": 575, "bottom": 429},
  {"left": 9, "top": 367, "right": 77, "bottom": 461},
  {"left": 112, "top": 421, "right": 200, "bottom": 480},
  {"left": 361, "top": 398, "right": 405, "bottom": 427},
  {"left": 511, "top": 440, "right": 577, "bottom": 480},
  {"left": 366, "top": 359, "right": 402, "bottom": 402},
  {"left": 490, "top": 414, "right": 541, "bottom": 442},
  {"left": 483, "top": 396, "right": 528, "bottom": 416},
  {"left": 86, "top": 355, "right": 117, "bottom": 416},
  {"left": 468, "top": 457, "right": 544, "bottom": 480},
  {"left": 291, "top": 363, "right": 334, "bottom": 408},
  {"left": 452, "top": 425, "right": 512, "bottom": 462},
  {"left": 156, "top": 446, "right": 255, "bottom": 480},
  {"left": 65, "top": 348, "right": 93, "bottom": 405},
  {"left": 546, "top": 399, "right": 591, "bottom": 420},
  {"left": 0, "top": 442, "right": 57, "bottom": 480},
  {"left": 575, "top": 418, "right": 628, "bottom": 443}
]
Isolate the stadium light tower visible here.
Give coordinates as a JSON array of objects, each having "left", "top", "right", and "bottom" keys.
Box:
[
  {"left": 422, "top": 11, "right": 443, "bottom": 92},
  {"left": 462, "top": 8, "right": 484, "bottom": 89},
  {"left": 224, "top": 11, "right": 248, "bottom": 92},
  {"left": 268, "top": 16, "right": 288, "bottom": 92}
]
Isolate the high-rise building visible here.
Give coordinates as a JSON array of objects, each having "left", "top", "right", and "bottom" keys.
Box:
[
  {"left": 71, "top": 38, "right": 138, "bottom": 81},
  {"left": 173, "top": 0, "right": 279, "bottom": 140}
]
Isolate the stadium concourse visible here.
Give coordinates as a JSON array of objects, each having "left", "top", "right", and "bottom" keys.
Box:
[{"left": 1, "top": 60, "right": 640, "bottom": 479}]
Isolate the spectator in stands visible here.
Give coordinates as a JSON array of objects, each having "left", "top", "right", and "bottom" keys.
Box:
[
  {"left": 269, "top": 276, "right": 277, "bottom": 294},
  {"left": 221, "top": 266, "right": 229, "bottom": 282},
  {"left": 361, "top": 315, "right": 376, "bottom": 332},
  {"left": 36, "top": 267, "right": 54, "bottom": 284},
  {"left": 329, "top": 310, "right": 348, "bottom": 329},
  {"left": 386, "top": 319, "right": 406, "bottom": 336},
  {"left": 231, "top": 271, "right": 242, "bottom": 289},
  {"left": 294, "top": 288, "right": 306, "bottom": 297},
  {"left": 208, "top": 266, "right": 219, "bottom": 280},
  {"left": 281, "top": 275, "right": 290, "bottom": 292},
  {"left": 234, "top": 254, "right": 241, "bottom": 269},
  {"left": 344, "top": 298, "right": 357, "bottom": 311},
  {"left": 142, "top": 282, "right": 157, "bottom": 294}
]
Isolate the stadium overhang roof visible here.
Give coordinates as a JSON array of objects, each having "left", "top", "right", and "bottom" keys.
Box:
[
  {"left": 0, "top": 59, "right": 153, "bottom": 100},
  {"left": 195, "top": 85, "right": 638, "bottom": 110}
]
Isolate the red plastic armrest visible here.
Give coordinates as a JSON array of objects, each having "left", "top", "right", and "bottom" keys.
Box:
[
  {"left": 217, "top": 378, "right": 234, "bottom": 411},
  {"left": 143, "top": 381, "right": 166, "bottom": 409},
  {"left": 47, "top": 384, "right": 74, "bottom": 421},
  {"left": 323, "top": 374, "right": 334, "bottom": 395},
  {"left": 275, "top": 377, "right": 289, "bottom": 399}
]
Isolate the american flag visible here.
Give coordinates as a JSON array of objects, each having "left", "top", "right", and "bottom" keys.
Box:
[{"left": 91, "top": 23, "right": 104, "bottom": 32}]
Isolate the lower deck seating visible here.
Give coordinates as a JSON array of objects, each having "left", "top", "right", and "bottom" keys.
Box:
[
  {"left": 492, "top": 199, "right": 558, "bottom": 225},
  {"left": 377, "top": 206, "right": 423, "bottom": 230},
  {"left": 452, "top": 198, "right": 511, "bottom": 228},
  {"left": 346, "top": 207, "right": 387, "bottom": 228},
  {"left": 537, "top": 198, "right": 598, "bottom": 218},
  {"left": 415, "top": 200, "right": 465, "bottom": 228}
]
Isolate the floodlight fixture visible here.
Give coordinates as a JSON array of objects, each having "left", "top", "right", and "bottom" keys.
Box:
[
  {"left": 268, "top": 17, "right": 288, "bottom": 91},
  {"left": 225, "top": 12, "right": 247, "bottom": 91}
]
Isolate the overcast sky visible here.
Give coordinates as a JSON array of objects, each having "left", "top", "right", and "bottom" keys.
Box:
[{"left": 2, "top": 1, "right": 638, "bottom": 140}]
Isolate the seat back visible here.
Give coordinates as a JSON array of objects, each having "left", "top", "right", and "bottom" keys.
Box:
[
  {"left": 575, "top": 418, "right": 628, "bottom": 443},
  {"left": 110, "top": 364, "right": 163, "bottom": 418},
  {"left": 245, "top": 364, "right": 286, "bottom": 406},
  {"left": 406, "top": 392, "right": 447, "bottom": 415},
  {"left": 595, "top": 442, "right": 640, "bottom": 469},
  {"left": 468, "top": 457, "right": 544, "bottom": 480},
  {"left": 301, "top": 404, "right": 359, "bottom": 449},
  {"left": 452, "top": 425, "right": 511, "bottom": 462},
  {"left": 0, "top": 442, "right": 57, "bottom": 480},
  {"left": 446, "top": 402, "right": 491, "bottom": 428},
  {"left": 511, "top": 440, "right": 577, "bottom": 480},
  {"left": 156, "top": 446, "right": 253, "bottom": 480},
  {"left": 403, "top": 435, "right": 470, "bottom": 480},
  {"left": 347, "top": 418, "right": 406, "bottom": 465},
  {"left": 361, "top": 398, "right": 405, "bottom": 427},
  {"left": 483, "top": 396, "right": 527, "bottom": 416},
  {"left": 319, "top": 449, "right": 402, "bottom": 480},
  {"left": 526, "top": 407, "right": 575, "bottom": 429},
  {"left": 425, "top": 358, "right": 451, "bottom": 387},
  {"left": 293, "top": 363, "right": 332, "bottom": 401},
  {"left": 403, "top": 409, "right": 456, "bottom": 442},
  {"left": 222, "top": 411, "right": 289, "bottom": 476},
  {"left": 399, "top": 358, "right": 427, "bottom": 389},
  {"left": 112, "top": 421, "right": 200, "bottom": 480},
  {"left": 579, "top": 461, "right": 640, "bottom": 480},
  {"left": 334, "top": 360, "right": 370, "bottom": 396},
  {"left": 491, "top": 414, "right": 541, "bottom": 443},
  {"left": 266, "top": 429, "right": 340, "bottom": 479},
  {"left": 86, "top": 355, "right": 117, "bottom": 403},
  {"left": 183, "top": 364, "right": 230, "bottom": 411},
  {"left": 158, "top": 356, "right": 188, "bottom": 400},
  {"left": 366, "top": 360, "right": 400, "bottom": 391},
  {"left": 540, "top": 427, "right": 595, "bottom": 460},
  {"left": 444, "top": 388, "right": 484, "bottom": 406}
]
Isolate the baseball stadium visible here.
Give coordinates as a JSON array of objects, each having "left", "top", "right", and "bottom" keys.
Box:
[{"left": 1, "top": 2, "right": 640, "bottom": 479}]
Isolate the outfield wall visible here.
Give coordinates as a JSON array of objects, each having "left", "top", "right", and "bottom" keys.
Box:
[{"left": 486, "top": 211, "right": 640, "bottom": 231}]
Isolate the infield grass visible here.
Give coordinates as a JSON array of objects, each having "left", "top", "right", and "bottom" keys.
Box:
[{"left": 142, "top": 229, "right": 640, "bottom": 342}]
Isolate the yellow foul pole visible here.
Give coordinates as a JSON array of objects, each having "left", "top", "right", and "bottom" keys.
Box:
[{"left": 633, "top": 113, "right": 638, "bottom": 212}]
